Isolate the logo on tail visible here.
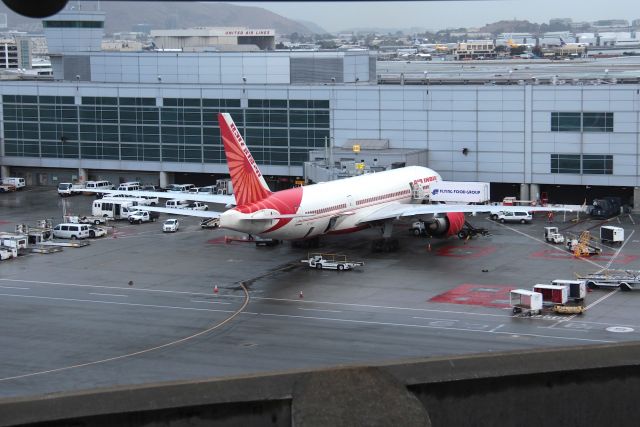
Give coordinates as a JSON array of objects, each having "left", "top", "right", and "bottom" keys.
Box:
[{"left": 218, "top": 113, "right": 272, "bottom": 206}]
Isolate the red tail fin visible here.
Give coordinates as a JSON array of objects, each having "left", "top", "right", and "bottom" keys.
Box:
[{"left": 218, "top": 113, "right": 272, "bottom": 206}]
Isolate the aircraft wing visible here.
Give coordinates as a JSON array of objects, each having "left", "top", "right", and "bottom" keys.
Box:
[
  {"left": 82, "top": 189, "right": 236, "bottom": 205},
  {"left": 357, "top": 203, "right": 582, "bottom": 224},
  {"left": 136, "top": 206, "right": 222, "bottom": 218}
]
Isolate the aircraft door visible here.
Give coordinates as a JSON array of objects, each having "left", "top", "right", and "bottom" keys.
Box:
[{"left": 347, "top": 195, "right": 354, "bottom": 208}]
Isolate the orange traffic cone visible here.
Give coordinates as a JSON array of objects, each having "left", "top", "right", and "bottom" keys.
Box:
[
  {"left": 214, "top": 285, "right": 219, "bottom": 294},
  {"left": 427, "top": 243, "right": 432, "bottom": 252},
  {"left": 299, "top": 290, "right": 304, "bottom": 299}
]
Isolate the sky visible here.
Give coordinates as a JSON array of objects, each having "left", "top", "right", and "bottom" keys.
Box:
[{"left": 237, "top": 0, "right": 637, "bottom": 32}]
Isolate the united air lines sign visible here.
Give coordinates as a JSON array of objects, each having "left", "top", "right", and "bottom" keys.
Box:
[{"left": 224, "top": 29, "right": 275, "bottom": 36}]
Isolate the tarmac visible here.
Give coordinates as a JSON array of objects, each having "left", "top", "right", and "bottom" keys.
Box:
[{"left": 1, "top": 187, "right": 640, "bottom": 399}]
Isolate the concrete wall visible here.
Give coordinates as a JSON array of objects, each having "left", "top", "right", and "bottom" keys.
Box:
[{"left": 3, "top": 342, "right": 640, "bottom": 426}]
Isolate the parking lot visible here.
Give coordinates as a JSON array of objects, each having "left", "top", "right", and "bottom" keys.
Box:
[{"left": 2, "top": 187, "right": 640, "bottom": 398}]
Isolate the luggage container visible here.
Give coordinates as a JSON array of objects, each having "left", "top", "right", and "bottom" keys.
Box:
[
  {"left": 533, "top": 284, "right": 568, "bottom": 305},
  {"left": 551, "top": 279, "right": 586, "bottom": 302},
  {"left": 509, "top": 289, "right": 543, "bottom": 316},
  {"left": 600, "top": 226, "right": 624, "bottom": 245}
]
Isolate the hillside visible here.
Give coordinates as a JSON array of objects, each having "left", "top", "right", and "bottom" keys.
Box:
[{"left": 0, "top": 1, "right": 312, "bottom": 35}]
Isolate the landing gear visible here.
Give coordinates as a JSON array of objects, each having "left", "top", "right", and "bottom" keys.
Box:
[{"left": 371, "top": 238, "right": 399, "bottom": 252}]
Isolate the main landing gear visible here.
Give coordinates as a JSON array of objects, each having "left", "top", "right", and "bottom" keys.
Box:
[{"left": 371, "top": 219, "right": 399, "bottom": 252}]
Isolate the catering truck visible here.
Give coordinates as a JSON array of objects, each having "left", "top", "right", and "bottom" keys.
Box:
[{"left": 428, "top": 181, "right": 490, "bottom": 203}]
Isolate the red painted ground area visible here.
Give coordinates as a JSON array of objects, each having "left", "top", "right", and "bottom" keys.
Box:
[
  {"left": 429, "top": 284, "right": 513, "bottom": 308},
  {"left": 530, "top": 249, "right": 638, "bottom": 265},
  {"left": 436, "top": 244, "right": 497, "bottom": 258},
  {"left": 206, "top": 236, "right": 228, "bottom": 245},
  {"left": 0, "top": 220, "right": 12, "bottom": 225}
]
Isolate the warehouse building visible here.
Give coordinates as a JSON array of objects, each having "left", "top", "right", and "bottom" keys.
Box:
[{"left": 1, "top": 10, "right": 639, "bottom": 205}]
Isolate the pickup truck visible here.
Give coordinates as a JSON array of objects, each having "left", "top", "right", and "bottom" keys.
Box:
[
  {"left": 128, "top": 210, "right": 159, "bottom": 224},
  {"left": 57, "top": 183, "right": 85, "bottom": 197},
  {"left": 187, "top": 201, "right": 209, "bottom": 211},
  {"left": 302, "top": 253, "right": 364, "bottom": 271}
]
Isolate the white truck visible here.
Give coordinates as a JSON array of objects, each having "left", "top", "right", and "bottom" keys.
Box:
[
  {"left": 127, "top": 210, "right": 158, "bottom": 224},
  {"left": 429, "top": 181, "right": 490, "bottom": 203},
  {"left": 302, "top": 253, "right": 364, "bottom": 271},
  {"left": 1, "top": 177, "right": 25, "bottom": 190},
  {"left": 92, "top": 199, "right": 138, "bottom": 220},
  {"left": 600, "top": 226, "right": 624, "bottom": 245},
  {"left": 57, "top": 182, "right": 85, "bottom": 197}
]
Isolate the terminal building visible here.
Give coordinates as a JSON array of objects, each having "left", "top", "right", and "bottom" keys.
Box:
[{"left": 1, "top": 10, "right": 640, "bottom": 205}]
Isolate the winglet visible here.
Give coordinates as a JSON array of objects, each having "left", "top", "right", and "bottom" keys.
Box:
[{"left": 218, "top": 113, "right": 272, "bottom": 206}]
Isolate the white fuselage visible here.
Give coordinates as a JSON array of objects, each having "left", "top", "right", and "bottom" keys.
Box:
[{"left": 219, "top": 166, "right": 441, "bottom": 239}]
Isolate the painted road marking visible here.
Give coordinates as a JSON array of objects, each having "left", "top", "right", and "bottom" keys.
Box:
[
  {"left": 0, "top": 286, "right": 30, "bottom": 290},
  {"left": 191, "top": 299, "right": 231, "bottom": 305},
  {"left": 89, "top": 293, "right": 127, "bottom": 298},
  {"left": 298, "top": 308, "right": 342, "bottom": 313},
  {"left": 606, "top": 326, "right": 634, "bottom": 333}
]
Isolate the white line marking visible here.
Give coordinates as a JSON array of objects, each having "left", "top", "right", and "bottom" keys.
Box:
[
  {"left": 246, "top": 312, "right": 614, "bottom": 343},
  {"left": 0, "top": 286, "right": 30, "bottom": 290},
  {"left": 586, "top": 289, "right": 620, "bottom": 310},
  {"left": 602, "top": 229, "right": 635, "bottom": 271},
  {"left": 413, "top": 316, "right": 460, "bottom": 322},
  {"left": 89, "top": 293, "right": 127, "bottom": 298},
  {"left": 0, "top": 293, "right": 234, "bottom": 313},
  {"left": 489, "top": 324, "right": 504, "bottom": 333},
  {"left": 191, "top": 299, "right": 231, "bottom": 305},
  {"left": 298, "top": 308, "right": 342, "bottom": 313}
]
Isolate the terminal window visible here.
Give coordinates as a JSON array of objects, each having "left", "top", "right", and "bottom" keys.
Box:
[
  {"left": 551, "top": 154, "right": 612, "bottom": 174},
  {"left": 551, "top": 112, "right": 613, "bottom": 132}
]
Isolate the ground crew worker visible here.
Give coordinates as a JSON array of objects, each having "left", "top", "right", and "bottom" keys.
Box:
[{"left": 547, "top": 211, "right": 554, "bottom": 223}]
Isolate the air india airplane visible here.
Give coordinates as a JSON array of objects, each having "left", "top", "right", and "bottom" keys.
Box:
[{"left": 92, "top": 113, "right": 575, "bottom": 250}]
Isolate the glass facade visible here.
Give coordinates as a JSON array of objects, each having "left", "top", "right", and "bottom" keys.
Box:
[
  {"left": 551, "top": 154, "right": 613, "bottom": 174},
  {"left": 43, "top": 21, "right": 104, "bottom": 28},
  {"left": 551, "top": 112, "right": 613, "bottom": 132},
  {"left": 2, "top": 96, "right": 329, "bottom": 167}
]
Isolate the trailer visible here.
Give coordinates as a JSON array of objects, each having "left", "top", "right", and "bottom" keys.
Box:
[
  {"left": 302, "top": 253, "right": 364, "bottom": 271},
  {"left": 533, "top": 284, "right": 568, "bottom": 305},
  {"left": 510, "top": 289, "right": 543, "bottom": 316},
  {"left": 600, "top": 226, "right": 624, "bottom": 245},
  {"left": 64, "top": 215, "right": 109, "bottom": 225},
  {"left": 551, "top": 279, "right": 587, "bottom": 302},
  {"left": 428, "top": 181, "right": 490, "bottom": 203},
  {"left": 577, "top": 270, "right": 640, "bottom": 291}
]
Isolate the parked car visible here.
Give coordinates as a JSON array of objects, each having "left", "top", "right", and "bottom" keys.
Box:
[
  {"left": 88, "top": 225, "right": 107, "bottom": 238},
  {"left": 493, "top": 211, "right": 532, "bottom": 224},
  {"left": 128, "top": 210, "right": 158, "bottom": 224},
  {"left": 163, "top": 218, "right": 179, "bottom": 232},
  {"left": 187, "top": 201, "right": 209, "bottom": 211}
]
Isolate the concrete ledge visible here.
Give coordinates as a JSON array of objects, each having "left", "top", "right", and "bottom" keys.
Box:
[{"left": 3, "top": 342, "right": 640, "bottom": 426}]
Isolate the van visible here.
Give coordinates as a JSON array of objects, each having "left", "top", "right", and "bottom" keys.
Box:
[
  {"left": 495, "top": 210, "right": 532, "bottom": 224},
  {"left": 1, "top": 177, "right": 25, "bottom": 189},
  {"left": 52, "top": 223, "right": 90, "bottom": 240},
  {"left": 198, "top": 185, "right": 217, "bottom": 194},
  {"left": 166, "top": 184, "right": 195, "bottom": 193},
  {"left": 117, "top": 182, "right": 141, "bottom": 191},
  {"left": 166, "top": 199, "right": 190, "bottom": 209},
  {"left": 85, "top": 180, "right": 115, "bottom": 191}
]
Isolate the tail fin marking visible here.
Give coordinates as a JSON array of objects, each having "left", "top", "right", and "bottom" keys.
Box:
[{"left": 218, "top": 113, "right": 272, "bottom": 206}]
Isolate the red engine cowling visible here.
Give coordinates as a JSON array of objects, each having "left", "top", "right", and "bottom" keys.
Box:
[{"left": 426, "top": 212, "right": 466, "bottom": 237}]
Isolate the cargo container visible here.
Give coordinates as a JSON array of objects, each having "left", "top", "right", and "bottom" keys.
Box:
[
  {"left": 533, "top": 284, "right": 568, "bottom": 305},
  {"left": 429, "top": 181, "right": 490, "bottom": 203},
  {"left": 551, "top": 279, "right": 586, "bottom": 302},
  {"left": 600, "top": 226, "right": 624, "bottom": 245},
  {"left": 509, "top": 289, "right": 543, "bottom": 315}
]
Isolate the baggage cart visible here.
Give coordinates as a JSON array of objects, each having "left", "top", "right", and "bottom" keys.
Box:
[{"left": 510, "top": 289, "right": 543, "bottom": 316}]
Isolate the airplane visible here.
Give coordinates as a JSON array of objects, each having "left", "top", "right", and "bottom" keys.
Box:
[{"left": 87, "top": 113, "right": 578, "bottom": 251}]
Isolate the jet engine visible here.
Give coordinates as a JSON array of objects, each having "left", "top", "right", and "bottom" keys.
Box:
[{"left": 426, "top": 212, "right": 466, "bottom": 237}]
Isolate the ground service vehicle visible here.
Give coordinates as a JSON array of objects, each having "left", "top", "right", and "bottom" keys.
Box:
[
  {"left": 0, "top": 184, "right": 16, "bottom": 193},
  {"left": 84, "top": 181, "right": 114, "bottom": 193},
  {"left": 198, "top": 186, "right": 217, "bottom": 194},
  {"left": 200, "top": 218, "right": 220, "bottom": 229},
  {"left": 117, "top": 182, "right": 141, "bottom": 191},
  {"left": 533, "top": 284, "right": 568, "bottom": 305},
  {"left": 590, "top": 197, "right": 622, "bottom": 218},
  {"left": 128, "top": 210, "right": 156, "bottom": 224},
  {"left": 187, "top": 202, "right": 209, "bottom": 211},
  {"left": 1, "top": 177, "right": 25, "bottom": 189},
  {"left": 0, "top": 246, "right": 14, "bottom": 261},
  {"left": 494, "top": 211, "right": 532, "bottom": 224},
  {"left": 544, "top": 227, "right": 565, "bottom": 244},
  {"left": 302, "top": 253, "right": 364, "bottom": 271},
  {"left": 550, "top": 279, "right": 586, "bottom": 302},
  {"left": 163, "top": 219, "right": 179, "bottom": 232},
  {"left": 52, "top": 223, "right": 90, "bottom": 240},
  {"left": 88, "top": 225, "right": 107, "bottom": 238},
  {"left": 600, "top": 226, "right": 624, "bottom": 245},
  {"left": 166, "top": 184, "right": 195, "bottom": 193},
  {"left": 64, "top": 215, "right": 108, "bottom": 225},
  {"left": 92, "top": 199, "right": 137, "bottom": 220},
  {"left": 578, "top": 270, "right": 640, "bottom": 291},
  {"left": 510, "top": 289, "right": 542, "bottom": 316},
  {"left": 428, "top": 181, "right": 490, "bottom": 203},
  {"left": 166, "top": 199, "right": 190, "bottom": 209},
  {"left": 57, "top": 183, "right": 85, "bottom": 196}
]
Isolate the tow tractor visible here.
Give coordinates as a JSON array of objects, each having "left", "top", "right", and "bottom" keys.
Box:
[
  {"left": 302, "top": 253, "right": 364, "bottom": 271},
  {"left": 544, "top": 226, "right": 565, "bottom": 244}
]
